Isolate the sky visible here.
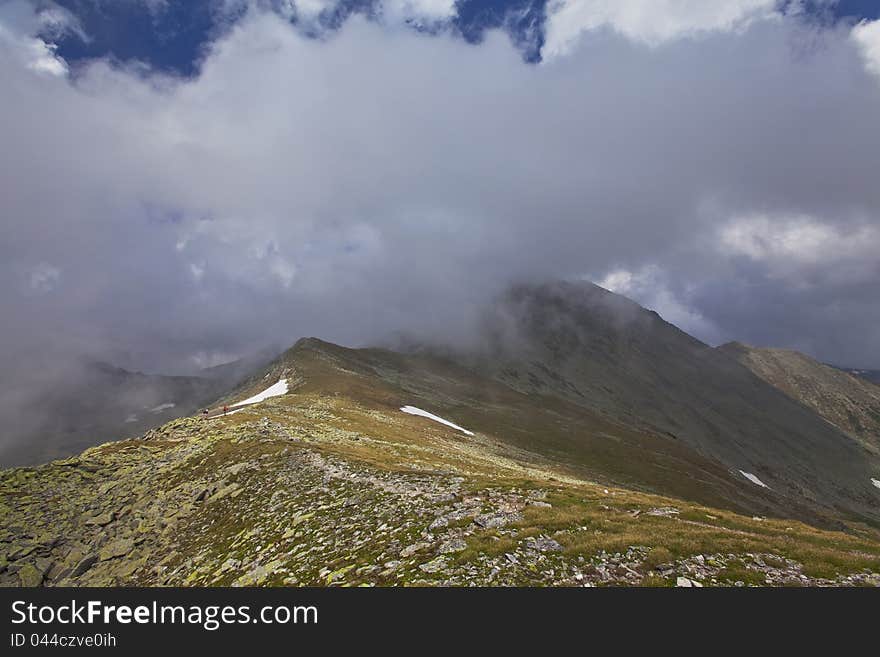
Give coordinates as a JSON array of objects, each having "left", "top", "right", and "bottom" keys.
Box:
[{"left": 1, "top": 0, "right": 880, "bottom": 382}]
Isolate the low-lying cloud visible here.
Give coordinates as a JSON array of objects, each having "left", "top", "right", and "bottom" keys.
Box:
[{"left": 1, "top": 1, "right": 879, "bottom": 403}]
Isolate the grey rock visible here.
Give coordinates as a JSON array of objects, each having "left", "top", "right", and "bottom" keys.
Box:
[
  {"left": 474, "top": 511, "right": 522, "bottom": 529},
  {"left": 676, "top": 576, "right": 703, "bottom": 588},
  {"left": 99, "top": 539, "right": 134, "bottom": 561},
  {"left": 419, "top": 557, "right": 447, "bottom": 574},
  {"left": 525, "top": 537, "right": 563, "bottom": 552},
  {"left": 18, "top": 563, "right": 46, "bottom": 587},
  {"left": 437, "top": 538, "right": 467, "bottom": 554},
  {"left": 71, "top": 554, "right": 99, "bottom": 578},
  {"left": 400, "top": 542, "right": 431, "bottom": 558}
]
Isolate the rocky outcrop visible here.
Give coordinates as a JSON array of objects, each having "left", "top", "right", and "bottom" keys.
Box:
[{"left": 2, "top": 333, "right": 879, "bottom": 588}]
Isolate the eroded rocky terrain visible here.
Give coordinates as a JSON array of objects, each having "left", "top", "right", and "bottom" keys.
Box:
[{"left": 3, "top": 384, "right": 879, "bottom": 587}]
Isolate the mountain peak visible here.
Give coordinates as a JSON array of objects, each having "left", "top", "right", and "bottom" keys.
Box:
[{"left": 2, "top": 281, "right": 880, "bottom": 588}]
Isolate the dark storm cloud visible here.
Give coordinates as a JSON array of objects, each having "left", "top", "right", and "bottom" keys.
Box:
[{"left": 1, "top": 0, "right": 879, "bottom": 423}]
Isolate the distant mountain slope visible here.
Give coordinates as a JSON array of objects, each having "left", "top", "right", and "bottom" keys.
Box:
[
  {"left": 719, "top": 342, "right": 880, "bottom": 454},
  {"left": 3, "top": 332, "right": 879, "bottom": 588},
  {"left": 835, "top": 367, "right": 880, "bottom": 386},
  {"left": 236, "top": 337, "right": 788, "bottom": 519},
  {"left": 199, "top": 346, "right": 281, "bottom": 385},
  {"left": 448, "top": 282, "right": 880, "bottom": 525},
  {"left": 0, "top": 360, "right": 229, "bottom": 467},
  {"left": 222, "top": 325, "right": 880, "bottom": 527}
]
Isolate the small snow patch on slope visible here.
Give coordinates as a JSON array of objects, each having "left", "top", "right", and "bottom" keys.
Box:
[
  {"left": 232, "top": 379, "right": 288, "bottom": 407},
  {"left": 872, "top": 478, "right": 880, "bottom": 490},
  {"left": 400, "top": 405, "right": 474, "bottom": 436},
  {"left": 740, "top": 470, "right": 770, "bottom": 489},
  {"left": 151, "top": 403, "right": 175, "bottom": 413}
]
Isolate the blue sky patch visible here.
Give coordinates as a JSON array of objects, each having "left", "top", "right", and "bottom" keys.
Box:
[{"left": 43, "top": 0, "right": 879, "bottom": 77}]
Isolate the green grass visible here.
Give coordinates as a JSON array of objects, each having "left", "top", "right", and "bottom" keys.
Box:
[{"left": 4, "top": 348, "right": 880, "bottom": 588}]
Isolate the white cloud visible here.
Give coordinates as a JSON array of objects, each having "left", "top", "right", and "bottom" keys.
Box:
[
  {"left": 0, "top": 0, "right": 82, "bottom": 76},
  {"left": 35, "top": 3, "right": 88, "bottom": 42},
  {"left": 717, "top": 214, "right": 880, "bottom": 293},
  {"left": 380, "top": 0, "right": 458, "bottom": 23},
  {"left": 23, "top": 37, "right": 68, "bottom": 76},
  {"left": 853, "top": 19, "right": 880, "bottom": 79},
  {"left": 0, "top": 23, "right": 68, "bottom": 76},
  {"left": 190, "top": 262, "right": 206, "bottom": 281},
  {"left": 720, "top": 214, "right": 880, "bottom": 266},
  {"left": 1, "top": 7, "right": 880, "bottom": 373},
  {"left": 543, "top": 0, "right": 777, "bottom": 58},
  {"left": 269, "top": 258, "right": 297, "bottom": 288},
  {"left": 597, "top": 269, "right": 634, "bottom": 294},
  {"left": 279, "top": 0, "right": 337, "bottom": 21},
  {"left": 27, "top": 263, "right": 61, "bottom": 294},
  {"left": 226, "top": 0, "right": 458, "bottom": 27},
  {"left": 297, "top": 0, "right": 336, "bottom": 18},
  {"left": 597, "top": 266, "right": 720, "bottom": 342},
  {"left": 188, "top": 349, "right": 241, "bottom": 369}
]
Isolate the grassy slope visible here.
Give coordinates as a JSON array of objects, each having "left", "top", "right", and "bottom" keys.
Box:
[
  {"left": 2, "top": 339, "right": 879, "bottom": 587},
  {"left": 720, "top": 342, "right": 880, "bottom": 455},
  {"left": 469, "top": 283, "right": 880, "bottom": 526}
]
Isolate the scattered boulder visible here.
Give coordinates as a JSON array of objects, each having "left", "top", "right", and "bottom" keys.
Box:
[
  {"left": 437, "top": 538, "right": 468, "bottom": 554},
  {"left": 99, "top": 539, "right": 134, "bottom": 561},
  {"left": 18, "top": 563, "right": 46, "bottom": 587},
  {"left": 86, "top": 512, "right": 115, "bottom": 527},
  {"left": 474, "top": 511, "right": 522, "bottom": 529},
  {"left": 525, "top": 537, "right": 563, "bottom": 552},
  {"left": 71, "top": 554, "right": 99, "bottom": 578},
  {"left": 401, "top": 542, "right": 432, "bottom": 558},
  {"left": 428, "top": 517, "right": 449, "bottom": 531},
  {"left": 676, "top": 576, "right": 703, "bottom": 588},
  {"left": 419, "top": 557, "right": 447, "bottom": 574}
]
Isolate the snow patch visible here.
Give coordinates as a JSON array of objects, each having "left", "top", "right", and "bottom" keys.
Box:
[
  {"left": 400, "top": 405, "right": 474, "bottom": 436},
  {"left": 231, "top": 379, "right": 288, "bottom": 407},
  {"left": 151, "top": 403, "right": 175, "bottom": 413},
  {"left": 872, "top": 478, "right": 880, "bottom": 490},
  {"left": 739, "top": 470, "right": 770, "bottom": 489},
  {"left": 124, "top": 414, "right": 138, "bottom": 423}
]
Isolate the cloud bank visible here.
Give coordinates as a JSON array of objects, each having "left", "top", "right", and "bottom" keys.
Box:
[
  {"left": 1, "top": 1, "right": 879, "bottom": 395},
  {"left": 542, "top": 0, "right": 778, "bottom": 58},
  {"left": 853, "top": 17, "right": 880, "bottom": 78}
]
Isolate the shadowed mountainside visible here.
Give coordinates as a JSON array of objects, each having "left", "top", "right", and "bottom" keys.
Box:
[
  {"left": 719, "top": 342, "right": 880, "bottom": 455},
  {"left": 0, "top": 356, "right": 266, "bottom": 468},
  {"left": 2, "top": 282, "right": 880, "bottom": 587},
  {"left": 2, "top": 335, "right": 879, "bottom": 587},
  {"left": 0, "top": 360, "right": 224, "bottom": 468},
  {"left": 441, "top": 282, "right": 880, "bottom": 525}
]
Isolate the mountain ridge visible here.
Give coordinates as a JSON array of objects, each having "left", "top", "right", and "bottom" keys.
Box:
[
  {"left": 450, "top": 282, "right": 879, "bottom": 523},
  {"left": 719, "top": 341, "right": 880, "bottom": 455},
  {"left": 2, "top": 281, "right": 879, "bottom": 587},
  {"left": 3, "top": 327, "right": 879, "bottom": 587}
]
